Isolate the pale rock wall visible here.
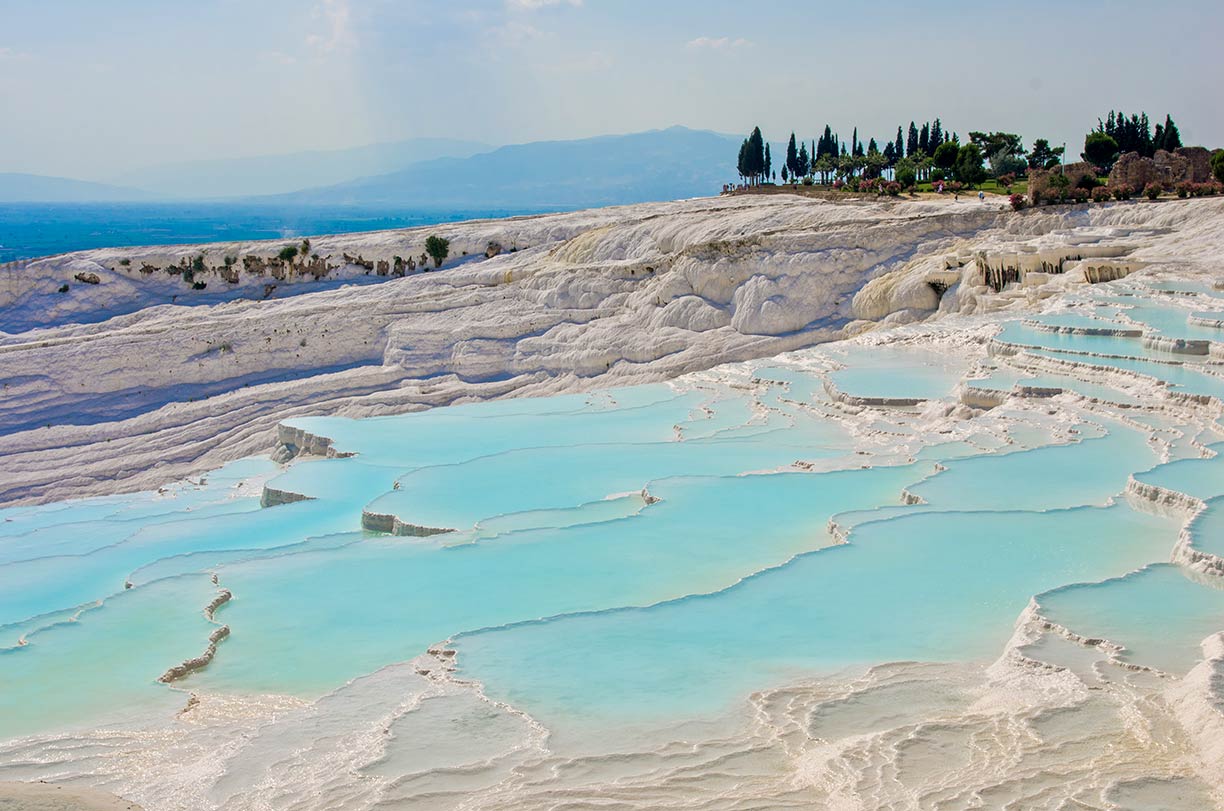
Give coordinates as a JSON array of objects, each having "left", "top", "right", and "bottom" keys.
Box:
[{"left": 3, "top": 195, "right": 1224, "bottom": 505}]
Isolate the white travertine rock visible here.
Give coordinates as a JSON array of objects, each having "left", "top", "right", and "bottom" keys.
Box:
[{"left": 2, "top": 194, "right": 1222, "bottom": 505}]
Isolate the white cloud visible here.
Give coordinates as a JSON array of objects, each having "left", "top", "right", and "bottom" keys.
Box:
[
  {"left": 686, "top": 36, "right": 752, "bottom": 50},
  {"left": 305, "top": 0, "right": 355, "bottom": 54},
  {"left": 507, "top": 0, "right": 582, "bottom": 10}
]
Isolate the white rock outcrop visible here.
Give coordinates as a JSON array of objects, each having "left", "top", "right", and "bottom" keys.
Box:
[{"left": 2, "top": 194, "right": 1223, "bottom": 505}]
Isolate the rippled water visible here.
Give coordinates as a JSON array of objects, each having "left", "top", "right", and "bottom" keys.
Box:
[{"left": 3, "top": 277, "right": 1224, "bottom": 809}]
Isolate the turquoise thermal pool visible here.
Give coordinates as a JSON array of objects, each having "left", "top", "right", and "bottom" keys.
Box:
[{"left": 3, "top": 277, "right": 1224, "bottom": 808}]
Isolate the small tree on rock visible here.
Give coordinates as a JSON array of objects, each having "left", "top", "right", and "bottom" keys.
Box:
[{"left": 425, "top": 235, "right": 450, "bottom": 268}]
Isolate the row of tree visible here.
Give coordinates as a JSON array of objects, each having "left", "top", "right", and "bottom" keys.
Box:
[
  {"left": 736, "top": 120, "right": 1073, "bottom": 187},
  {"left": 1082, "top": 112, "right": 1183, "bottom": 170},
  {"left": 735, "top": 111, "right": 1190, "bottom": 188},
  {"left": 1094, "top": 112, "right": 1182, "bottom": 158}
]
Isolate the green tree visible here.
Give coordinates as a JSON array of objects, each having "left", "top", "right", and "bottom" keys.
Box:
[
  {"left": 894, "top": 126, "right": 904, "bottom": 162},
  {"left": 744, "top": 127, "right": 766, "bottom": 184},
  {"left": 1082, "top": 131, "right": 1120, "bottom": 169},
  {"left": 764, "top": 143, "right": 772, "bottom": 183},
  {"left": 797, "top": 142, "right": 810, "bottom": 177},
  {"left": 990, "top": 151, "right": 1027, "bottom": 179},
  {"left": 954, "top": 143, "right": 987, "bottom": 186},
  {"left": 1161, "top": 115, "right": 1182, "bottom": 151},
  {"left": 894, "top": 157, "right": 917, "bottom": 188},
  {"left": 933, "top": 141, "right": 960, "bottom": 172},
  {"left": 786, "top": 133, "right": 799, "bottom": 178},
  {"left": 278, "top": 244, "right": 299, "bottom": 262},
  {"left": 969, "top": 132, "right": 1023, "bottom": 162},
  {"left": 425, "top": 235, "right": 450, "bottom": 268},
  {"left": 814, "top": 155, "right": 835, "bottom": 185},
  {"left": 1027, "top": 138, "right": 1064, "bottom": 169},
  {"left": 863, "top": 151, "right": 888, "bottom": 180},
  {"left": 929, "top": 118, "right": 944, "bottom": 154},
  {"left": 1212, "top": 150, "right": 1224, "bottom": 184},
  {"left": 906, "top": 122, "right": 919, "bottom": 157}
]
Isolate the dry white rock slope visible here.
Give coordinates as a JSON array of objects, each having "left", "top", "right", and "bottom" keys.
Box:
[{"left": 2, "top": 194, "right": 1221, "bottom": 505}]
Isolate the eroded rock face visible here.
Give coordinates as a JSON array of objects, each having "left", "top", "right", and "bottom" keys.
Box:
[
  {"left": 1110, "top": 147, "right": 1212, "bottom": 189},
  {"left": 1110, "top": 152, "right": 1160, "bottom": 190},
  {"left": 5, "top": 195, "right": 1220, "bottom": 506},
  {"left": 1176, "top": 146, "right": 1212, "bottom": 183},
  {"left": 73, "top": 272, "right": 101, "bottom": 285}
]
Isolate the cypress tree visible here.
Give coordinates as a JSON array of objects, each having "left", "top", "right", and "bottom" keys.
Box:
[
  {"left": 930, "top": 119, "right": 944, "bottom": 153},
  {"left": 764, "top": 143, "right": 772, "bottom": 183},
  {"left": 1153, "top": 124, "right": 1165, "bottom": 153},
  {"left": 786, "top": 133, "right": 799, "bottom": 178},
  {"left": 895, "top": 126, "right": 904, "bottom": 161},
  {"left": 919, "top": 123, "right": 930, "bottom": 156},
  {"left": 1163, "top": 115, "right": 1182, "bottom": 150},
  {"left": 797, "top": 142, "right": 810, "bottom": 177},
  {"left": 737, "top": 139, "right": 748, "bottom": 182},
  {"left": 907, "top": 122, "right": 919, "bottom": 157},
  {"left": 747, "top": 127, "right": 766, "bottom": 183}
]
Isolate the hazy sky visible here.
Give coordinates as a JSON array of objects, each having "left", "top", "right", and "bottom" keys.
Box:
[{"left": 3, "top": 0, "right": 1222, "bottom": 180}]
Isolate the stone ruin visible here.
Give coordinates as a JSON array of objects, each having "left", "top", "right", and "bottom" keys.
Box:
[
  {"left": 1109, "top": 147, "right": 1212, "bottom": 190},
  {"left": 1027, "top": 162, "right": 1098, "bottom": 203}
]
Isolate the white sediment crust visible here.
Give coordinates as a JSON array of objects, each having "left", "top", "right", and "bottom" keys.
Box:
[
  {"left": 5, "top": 196, "right": 1224, "bottom": 811},
  {"left": 5, "top": 196, "right": 1223, "bottom": 507},
  {"left": 0, "top": 782, "right": 143, "bottom": 810}
]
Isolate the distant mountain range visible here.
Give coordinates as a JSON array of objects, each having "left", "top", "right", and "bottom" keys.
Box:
[
  {"left": 107, "top": 138, "right": 492, "bottom": 199},
  {"left": 2, "top": 127, "right": 743, "bottom": 208},
  {"left": 0, "top": 173, "right": 153, "bottom": 204},
  {"left": 272, "top": 127, "right": 741, "bottom": 209}
]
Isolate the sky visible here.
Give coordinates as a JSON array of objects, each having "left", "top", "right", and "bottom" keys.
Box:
[{"left": 2, "top": 0, "right": 1222, "bottom": 180}]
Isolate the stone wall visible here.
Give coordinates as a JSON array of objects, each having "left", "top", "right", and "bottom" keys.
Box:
[
  {"left": 1109, "top": 147, "right": 1212, "bottom": 189},
  {"left": 1175, "top": 146, "right": 1212, "bottom": 182},
  {"left": 1109, "top": 152, "right": 1159, "bottom": 190}
]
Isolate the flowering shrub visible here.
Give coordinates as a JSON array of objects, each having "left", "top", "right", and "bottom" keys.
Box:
[
  {"left": 832, "top": 179, "right": 845, "bottom": 190},
  {"left": 998, "top": 173, "right": 1016, "bottom": 190},
  {"left": 1091, "top": 186, "right": 1111, "bottom": 203},
  {"left": 857, "top": 178, "right": 880, "bottom": 194},
  {"left": 1009, "top": 193, "right": 1026, "bottom": 211},
  {"left": 1109, "top": 184, "right": 1133, "bottom": 201},
  {"left": 1144, "top": 182, "right": 1162, "bottom": 200},
  {"left": 885, "top": 181, "right": 902, "bottom": 197},
  {"left": 1070, "top": 187, "right": 1090, "bottom": 203},
  {"left": 1176, "top": 181, "right": 1192, "bottom": 198},
  {"left": 802, "top": 176, "right": 814, "bottom": 186},
  {"left": 947, "top": 181, "right": 964, "bottom": 193}
]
